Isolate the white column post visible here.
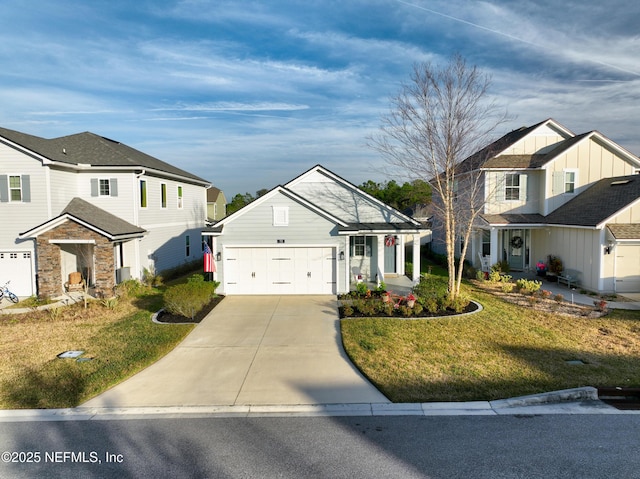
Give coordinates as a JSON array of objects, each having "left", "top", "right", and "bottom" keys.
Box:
[
  {"left": 344, "top": 235, "right": 351, "bottom": 293},
  {"left": 377, "top": 234, "right": 385, "bottom": 286},
  {"left": 412, "top": 234, "right": 421, "bottom": 283},
  {"left": 490, "top": 227, "right": 499, "bottom": 266}
]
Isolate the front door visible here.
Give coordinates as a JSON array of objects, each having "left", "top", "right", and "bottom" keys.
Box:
[
  {"left": 384, "top": 236, "right": 397, "bottom": 274},
  {"left": 504, "top": 229, "right": 527, "bottom": 271}
]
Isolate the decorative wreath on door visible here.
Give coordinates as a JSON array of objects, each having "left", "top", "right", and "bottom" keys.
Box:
[
  {"left": 510, "top": 236, "right": 523, "bottom": 249},
  {"left": 385, "top": 235, "right": 396, "bottom": 247}
]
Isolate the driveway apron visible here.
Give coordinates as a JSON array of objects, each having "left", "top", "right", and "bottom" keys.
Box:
[{"left": 82, "top": 296, "right": 390, "bottom": 407}]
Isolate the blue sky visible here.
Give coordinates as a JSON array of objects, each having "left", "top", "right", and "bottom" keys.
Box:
[{"left": 1, "top": 0, "right": 639, "bottom": 197}]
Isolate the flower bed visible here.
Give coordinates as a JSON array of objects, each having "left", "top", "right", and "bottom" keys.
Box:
[{"left": 339, "top": 275, "right": 477, "bottom": 319}]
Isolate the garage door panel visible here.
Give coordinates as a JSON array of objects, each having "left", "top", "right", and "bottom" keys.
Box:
[
  {"left": 615, "top": 245, "right": 640, "bottom": 293},
  {"left": 225, "top": 247, "right": 336, "bottom": 295},
  {"left": 0, "top": 251, "right": 34, "bottom": 297}
]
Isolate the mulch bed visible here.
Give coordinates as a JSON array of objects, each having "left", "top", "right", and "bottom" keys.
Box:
[
  {"left": 339, "top": 301, "right": 478, "bottom": 319},
  {"left": 155, "top": 296, "right": 225, "bottom": 324}
]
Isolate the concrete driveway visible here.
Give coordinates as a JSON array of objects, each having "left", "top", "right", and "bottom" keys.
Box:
[{"left": 82, "top": 296, "right": 389, "bottom": 407}]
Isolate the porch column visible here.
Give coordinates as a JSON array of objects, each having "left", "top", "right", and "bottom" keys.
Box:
[
  {"left": 211, "top": 237, "right": 218, "bottom": 282},
  {"left": 412, "top": 234, "right": 420, "bottom": 283},
  {"left": 490, "top": 227, "right": 499, "bottom": 266},
  {"left": 376, "top": 234, "right": 385, "bottom": 286},
  {"left": 344, "top": 235, "right": 351, "bottom": 293}
]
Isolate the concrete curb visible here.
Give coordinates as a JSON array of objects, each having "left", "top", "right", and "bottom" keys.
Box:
[
  {"left": 489, "top": 386, "right": 599, "bottom": 409},
  {"left": 0, "top": 387, "right": 634, "bottom": 422}
]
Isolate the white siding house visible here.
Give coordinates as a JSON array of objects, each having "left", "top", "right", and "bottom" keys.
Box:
[
  {"left": 203, "top": 165, "right": 428, "bottom": 295},
  {"left": 0, "top": 127, "right": 211, "bottom": 298},
  {"left": 435, "top": 118, "right": 640, "bottom": 294}
]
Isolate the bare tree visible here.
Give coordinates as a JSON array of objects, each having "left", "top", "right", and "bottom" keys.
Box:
[{"left": 369, "top": 55, "right": 507, "bottom": 299}]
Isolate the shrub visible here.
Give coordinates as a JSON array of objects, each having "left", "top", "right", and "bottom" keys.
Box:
[
  {"left": 499, "top": 274, "right": 512, "bottom": 283},
  {"left": 515, "top": 278, "right": 542, "bottom": 295},
  {"left": 412, "top": 303, "right": 423, "bottom": 315},
  {"left": 488, "top": 270, "right": 502, "bottom": 283},
  {"left": 442, "top": 294, "right": 470, "bottom": 313},
  {"left": 540, "top": 290, "right": 552, "bottom": 299},
  {"left": 377, "top": 281, "right": 386, "bottom": 292},
  {"left": 356, "top": 282, "right": 368, "bottom": 296},
  {"left": 422, "top": 297, "right": 439, "bottom": 314},
  {"left": 554, "top": 294, "right": 564, "bottom": 303},
  {"left": 142, "top": 267, "right": 163, "bottom": 287},
  {"left": 405, "top": 262, "right": 413, "bottom": 278},
  {"left": 476, "top": 270, "right": 486, "bottom": 281},
  {"left": 341, "top": 305, "right": 354, "bottom": 317},
  {"left": 412, "top": 275, "right": 449, "bottom": 300},
  {"left": 501, "top": 282, "right": 514, "bottom": 293},
  {"left": 163, "top": 279, "right": 219, "bottom": 319},
  {"left": 399, "top": 305, "right": 413, "bottom": 317},
  {"left": 115, "top": 279, "right": 147, "bottom": 298},
  {"left": 491, "top": 260, "right": 510, "bottom": 273}
]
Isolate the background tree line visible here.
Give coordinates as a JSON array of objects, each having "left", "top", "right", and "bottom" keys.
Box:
[{"left": 226, "top": 180, "right": 431, "bottom": 216}]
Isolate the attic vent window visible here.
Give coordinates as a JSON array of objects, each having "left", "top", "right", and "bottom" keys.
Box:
[{"left": 611, "top": 180, "right": 631, "bottom": 186}]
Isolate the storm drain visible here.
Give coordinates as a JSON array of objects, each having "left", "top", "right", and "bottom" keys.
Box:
[{"left": 598, "top": 387, "right": 640, "bottom": 410}]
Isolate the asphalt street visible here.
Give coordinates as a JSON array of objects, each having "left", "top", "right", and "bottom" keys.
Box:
[{"left": 1, "top": 414, "right": 639, "bottom": 478}]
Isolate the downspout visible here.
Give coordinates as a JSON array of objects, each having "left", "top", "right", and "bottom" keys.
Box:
[{"left": 133, "top": 170, "right": 145, "bottom": 280}]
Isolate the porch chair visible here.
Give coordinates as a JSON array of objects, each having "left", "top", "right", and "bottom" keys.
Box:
[
  {"left": 64, "top": 272, "right": 86, "bottom": 292},
  {"left": 352, "top": 267, "right": 364, "bottom": 284}
]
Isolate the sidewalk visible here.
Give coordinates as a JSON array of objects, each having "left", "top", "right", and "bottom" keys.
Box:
[{"left": 510, "top": 272, "right": 640, "bottom": 310}]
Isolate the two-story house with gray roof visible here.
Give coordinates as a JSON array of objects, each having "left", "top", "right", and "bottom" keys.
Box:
[
  {"left": 444, "top": 118, "right": 640, "bottom": 294},
  {"left": 0, "top": 127, "right": 211, "bottom": 298}
]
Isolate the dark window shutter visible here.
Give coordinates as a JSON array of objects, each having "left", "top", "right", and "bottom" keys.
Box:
[
  {"left": 0, "top": 175, "right": 7, "bottom": 202},
  {"left": 110, "top": 178, "right": 118, "bottom": 197},
  {"left": 91, "top": 178, "right": 98, "bottom": 197}
]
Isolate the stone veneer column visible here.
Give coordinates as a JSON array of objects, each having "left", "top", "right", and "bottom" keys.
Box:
[{"left": 35, "top": 219, "right": 115, "bottom": 298}]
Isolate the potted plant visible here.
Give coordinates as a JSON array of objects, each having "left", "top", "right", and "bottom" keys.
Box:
[
  {"left": 546, "top": 255, "right": 563, "bottom": 281},
  {"left": 535, "top": 261, "right": 547, "bottom": 277},
  {"left": 406, "top": 293, "right": 416, "bottom": 308}
]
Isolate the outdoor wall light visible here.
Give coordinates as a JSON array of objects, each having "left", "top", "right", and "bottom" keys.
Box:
[
  {"left": 216, "top": 252, "right": 222, "bottom": 261},
  {"left": 339, "top": 251, "right": 345, "bottom": 261},
  {"left": 604, "top": 242, "right": 614, "bottom": 255}
]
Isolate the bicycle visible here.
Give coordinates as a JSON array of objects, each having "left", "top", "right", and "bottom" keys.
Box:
[{"left": 0, "top": 280, "right": 19, "bottom": 303}]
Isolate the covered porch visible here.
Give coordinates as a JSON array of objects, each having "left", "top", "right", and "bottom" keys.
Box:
[
  {"left": 340, "top": 224, "right": 426, "bottom": 291},
  {"left": 19, "top": 198, "right": 146, "bottom": 298}
]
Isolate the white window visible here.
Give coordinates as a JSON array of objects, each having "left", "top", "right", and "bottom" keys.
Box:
[
  {"left": 99, "top": 179, "right": 111, "bottom": 196},
  {"left": 272, "top": 206, "right": 289, "bottom": 226},
  {"left": 505, "top": 173, "right": 520, "bottom": 200},
  {"left": 91, "top": 178, "right": 117, "bottom": 197},
  {"left": 140, "top": 180, "right": 147, "bottom": 208},
  {"left": 564, "top": 170, "right": 576, "bottom": 194},
  {"left": 185, "top": 235, "right": 190, "bottom": 257},
  {"left": 350, "top": 236, "right": 373, "bottom": 257},
  {"left": 161, "top": 183, "right": 167, "bottom": 208},
  {"left": 9, "top": 175, "right": 23, "bottom": 201},
  {"left": 177, "top": 185, "right": 183, "bottom": 209}
]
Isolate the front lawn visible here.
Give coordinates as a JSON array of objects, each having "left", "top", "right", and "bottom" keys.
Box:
[
  {"left": 0, "top": 283, "right": 194, "bottom": 409},
  {"left": 341, "top": 281, "right": 640, "bottom": 402}
]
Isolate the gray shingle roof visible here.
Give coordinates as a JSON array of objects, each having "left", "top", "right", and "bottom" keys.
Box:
[
  {"left": 62, "top": 198, "right": 147, "bottom": 238},
  {"left": 479, "top": 213, "right": 547, "bottom": 225},
  {"left": 481, "top": 176, "right": 640, "bottom": 228},
  {"left": 0, "top": 127, "right": 209, "bottom": 184},
  {"left": 545, "top": 175, "right": 640, "bottom": 227}
]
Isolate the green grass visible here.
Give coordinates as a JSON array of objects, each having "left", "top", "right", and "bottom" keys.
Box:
[
  {"left": 341, "top": 270, "right": 640, "bottom": 402},
  {"left": 0, "top": 282, "right": 195, "bottom": 409}
]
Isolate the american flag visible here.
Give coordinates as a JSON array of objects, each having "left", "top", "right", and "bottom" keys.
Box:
[{"left": 203, "top": 242, "right": 215, "bottom": 273}]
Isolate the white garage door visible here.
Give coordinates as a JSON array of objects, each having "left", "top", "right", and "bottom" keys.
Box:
[
  {"left": 224, "top": 247, "right": 336, "bottom": 295},
  {"left": 615, "top": 244, "right": 640, "bottom": 293},
  {"left": 0, "top": 251, "right": 35, "bottom": 297}
]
